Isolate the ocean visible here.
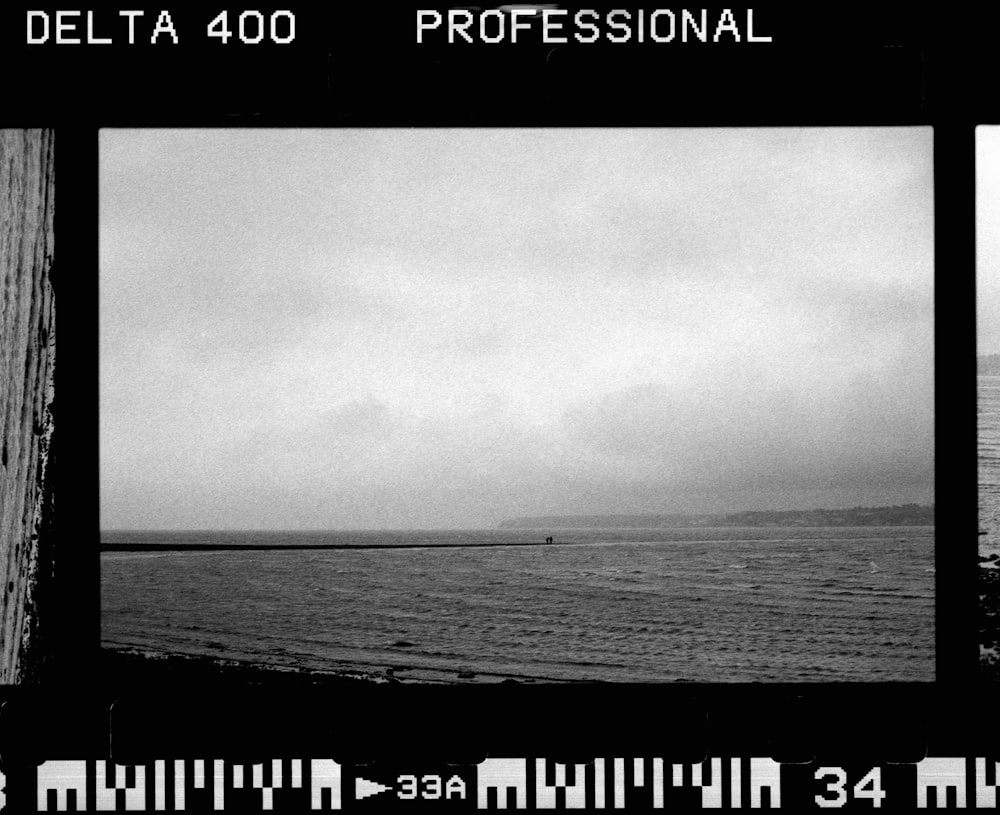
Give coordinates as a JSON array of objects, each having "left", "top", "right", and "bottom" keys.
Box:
[
  {"left": 981, "top": 375, "right": 1000, "bottom": 561},
  {"left": 100, "top": 527, "right": 934, "bottom": 683}
]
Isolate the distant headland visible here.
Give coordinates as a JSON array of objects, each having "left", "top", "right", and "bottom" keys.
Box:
[
  {"left": 979, "top": 354, "right": 1000, "bottom": 375},
  {"left": 499, "top": 504, "right": 935, "bottom": 529}
]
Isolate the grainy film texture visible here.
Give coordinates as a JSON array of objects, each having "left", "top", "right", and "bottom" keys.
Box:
[{"left": 0, "top": 129, "right": 55, "bottom": 684}]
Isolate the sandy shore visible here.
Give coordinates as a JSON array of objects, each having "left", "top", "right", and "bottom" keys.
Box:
[
  {"left": 98, "top": 646, "right": 570, "bottom": 688},
  {"left": 980, "top": 554, "right": 1000, "bottom": 679},
  {"left": 99, "top": 647, "right": 392, "bottom": 689}
]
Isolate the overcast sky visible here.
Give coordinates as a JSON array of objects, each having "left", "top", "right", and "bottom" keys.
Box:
[
  {"left": 99, "top": 128, "right": 934, "bottom": 530},
  {"left": 980, "top": 127, "right": 1000, "bottom": 355}
]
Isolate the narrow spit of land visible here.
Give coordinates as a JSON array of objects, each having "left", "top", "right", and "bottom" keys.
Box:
[{"left": 101, "top": 540, "right": 578, "bottom": 552}]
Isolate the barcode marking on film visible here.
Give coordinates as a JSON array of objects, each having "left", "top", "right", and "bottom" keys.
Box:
[
  {"left": 731, "top": 756, "right": 742, "bottom": 808},
  {"left": 979, "top": 758, "right": 1000, "bottom": 808},
  {"left": 175, "top": 760, "right": 185, "bottom": 810},
  {"left": 24, "top": 756, "right": 1000, "bottom": 810}
]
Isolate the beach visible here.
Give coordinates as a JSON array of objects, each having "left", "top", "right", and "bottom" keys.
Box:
[
  {"left": 98, "top": 645, "right": 553, "bottom": 689},
  {"left": 980, "top": 554, "right": 1000, "bottom": 678},
  {"left": 100, "top": 646, "right": 393, "bottom": 689}
]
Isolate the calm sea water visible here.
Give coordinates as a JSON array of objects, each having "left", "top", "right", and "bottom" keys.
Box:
[
  {"left": 981, "top": 376, "right": 1000, "bottom": 560},
  {"left": 101, "top": 527, "right": 934, "bottom": 683}
]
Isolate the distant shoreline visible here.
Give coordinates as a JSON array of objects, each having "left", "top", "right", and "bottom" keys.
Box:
[
  {"left": 101, "top": 539, "right": 576, "bottom": 552},
  {"left": 100, "top": 527, "right": 934, "bottom": 553},
  {"left": 979, "top": 354, "right": 1000, "bottom": 376},
  {"left": 500, "top": 505, "right": 935, "bottom": 530}
]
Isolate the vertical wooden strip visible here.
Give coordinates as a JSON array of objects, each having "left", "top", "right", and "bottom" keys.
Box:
[{"left": 0, "top": 128, "right": 55, "bottom": 684}]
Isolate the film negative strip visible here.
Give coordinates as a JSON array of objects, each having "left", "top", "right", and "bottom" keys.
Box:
[
  {"left": 0, "top": 5, "right": 994, "bottom": 815},
  {"left": 11, "top": 755, "right": 999, "bottom": 811}
]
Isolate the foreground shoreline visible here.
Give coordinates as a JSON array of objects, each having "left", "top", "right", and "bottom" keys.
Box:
[
  {"left": 97, "top": 647, "right": 582, "bottom": 688},
  {"left": 981, "top": 555, "right": 1000, "bottom": 679},
  {"left": 99, "top": 647, "right": 392, "bottom": 689}
]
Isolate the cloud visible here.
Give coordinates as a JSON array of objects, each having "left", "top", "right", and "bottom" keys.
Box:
[{"left": 99, "top": 128, "right": 934, "bottom": 529}]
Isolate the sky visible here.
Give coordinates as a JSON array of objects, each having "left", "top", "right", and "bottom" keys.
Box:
[
  {"left": 99, "top": 128, "right": 934, "bottom": 530},
  {"left": 979, "top": 127, "right": 1000, "bottom": 355}
]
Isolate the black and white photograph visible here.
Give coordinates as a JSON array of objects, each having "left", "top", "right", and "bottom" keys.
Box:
[
  {"left": 99, "top": 127, "right": 934, "bottom": 684},
  {"left": 4, "top": 3, "right": 1000, "bottom": 810}
]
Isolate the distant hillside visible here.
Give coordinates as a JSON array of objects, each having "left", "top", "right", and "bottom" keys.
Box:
[
  {"left": 499, "top": 504, "right": 935, "bottom": 529},
  {"left": 980, "top": 355, "right": 1000, "bottom": 376}
]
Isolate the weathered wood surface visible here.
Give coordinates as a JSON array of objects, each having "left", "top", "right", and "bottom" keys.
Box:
[{"left": 0, "top": 129, "right": 55, "bottom": 684}]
